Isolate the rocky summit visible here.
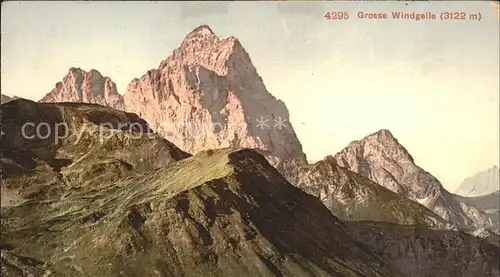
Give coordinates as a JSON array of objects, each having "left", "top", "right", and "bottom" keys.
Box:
[
  {"left": 333, "top": 129, "right": 498, "bottom": 236},
  {"left": 0, "top": 99, "right": 189, "bottom": 177},
  {"left": 40, "top": 68, "right": 125, "bottom": 110}
]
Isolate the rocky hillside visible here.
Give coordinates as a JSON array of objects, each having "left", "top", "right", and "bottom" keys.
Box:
[
  {"left": 38, "top": 26, "right": 308, "bottom": 183},
  {"left": 455, "top": 191, "right": 500, "bottom": 235},
  {"left": 2, "top": 100, "right": 499, "bottom": 277},
  {"left": 297, "top": 155, "right": 452, "bottom": 229},
  {"left": 0, "top": 99, "right": 189, "bottom": 179},
  {"left": 40, "top": 67, "right": 125, "bottom": 110},
  {"left": 347, "top": 221, "right": 500, "bottom": 277},
  {"left": 1, "top": 100, "right": 403, "bottom": 277},
  {"left": 455, "top": 166, "right": 500, "bottom": 197},
  {"left": 333, "top": 129, "right": 497, "bottom": 236}
]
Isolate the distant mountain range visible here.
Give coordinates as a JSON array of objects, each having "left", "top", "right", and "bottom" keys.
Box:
[
  {"left": 2, "top": 25, "right": 498, "bottom": 276},
  {"left": 455, "top": 166, "right": 500, "bottom": 197}
]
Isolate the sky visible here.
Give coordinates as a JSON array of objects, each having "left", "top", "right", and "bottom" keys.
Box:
[{"left": 1, "top": 1, "right": 499, "bottom": 191}]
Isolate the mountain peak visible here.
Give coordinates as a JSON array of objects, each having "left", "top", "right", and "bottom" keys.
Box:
[
  {"left": 334, "top": 130, "right": 497, "bottom": 234},
  {"left": 181, "top": 25, "right": 219, "bottom": 46},
  {"left": 367, "top": 129, "right": 397, "bottom": 142},
  {"left": 456, "top": 166, "right": 500, "bottom": 197},
  {"left": 174, "top": 25, "right": 247, "bottom": 75},
  {"left": 338, "top": 129, "right": 413, "bottom": 165},
  {"left": 69, "top": 66, "right": 82, "bottom": 73},
  {"left": 189, "top": 25, "right": 215, "bottom": 36},
  {"left": 40, "top": 68, "right": 124, "bottom": 109},
  {"left": 123, "top": 26, "right": 307, "bottom": 183},
  {"left": 67, "top": 67, "right": 102, "bottom": 76}
]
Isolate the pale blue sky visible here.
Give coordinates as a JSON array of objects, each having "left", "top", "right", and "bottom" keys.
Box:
[{"left": 2, "top": 1, "right": 499, "bottom": 190}]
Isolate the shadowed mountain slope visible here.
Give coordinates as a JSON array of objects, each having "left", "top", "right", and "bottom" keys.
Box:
[{"left": 297, "top": 156, "right": 452, "bottom": 229}]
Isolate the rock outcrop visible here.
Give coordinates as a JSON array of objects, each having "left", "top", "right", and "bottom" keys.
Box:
[
  {"left": 40, "top": 67, "right": 125, "bottom": 110},
  {"left": 297, "top": 155, "right": 452, "bottom": 229},
  {"left": 333, "top": 129, "right": 497, "bottom": 236},
  {"left": 455, "top": 166, "right": 500, "bottom": 197}
]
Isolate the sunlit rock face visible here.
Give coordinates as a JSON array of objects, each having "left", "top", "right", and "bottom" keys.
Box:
[{"left": 122, "top": 25, "right": 308, "bottom": 183}]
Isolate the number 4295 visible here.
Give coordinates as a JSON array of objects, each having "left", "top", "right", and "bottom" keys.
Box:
[{"left": 324, "top": 12, "right": 349, "bottom": 20}]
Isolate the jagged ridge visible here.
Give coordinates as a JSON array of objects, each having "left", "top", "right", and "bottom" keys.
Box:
[{"left": 40, "top": 67, "right": 125, "bottom": 110}]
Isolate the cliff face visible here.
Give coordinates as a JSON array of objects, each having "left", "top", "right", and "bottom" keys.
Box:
[
  {"left": 122, "top": 25, "right": 307, "bottom": 182},
  {"left": 333, "top": 129, "right": 498, "bottom": 236},
  {"left": 40, "top": 67, "right": 125, "bottom": 110}
]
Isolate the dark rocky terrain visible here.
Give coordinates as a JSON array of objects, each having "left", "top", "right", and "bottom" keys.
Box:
[
  {"left": 1, "top": 100, "right": 404, "bottom": 277},
  {"left": 1, "top": 94, "right": 18, "bottom": 104},
  {"left": 2, "top": 97, "right": 499, "bottom": 277},
  {"left": 347, "top": 221, "right": 500, "bottom": 277}
]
